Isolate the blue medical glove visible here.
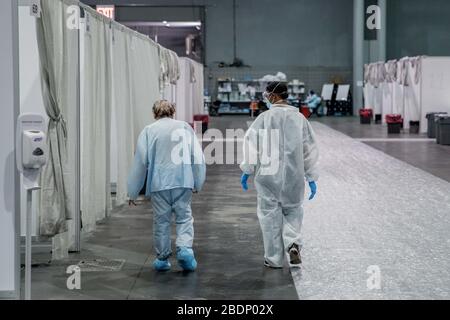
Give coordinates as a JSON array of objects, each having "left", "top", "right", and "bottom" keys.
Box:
[
  {"left": 308, "top": 181, "right": 317, "bottom": 200},
  {"left": 241, "top": 174, "right": 250, "bottom": 191}
]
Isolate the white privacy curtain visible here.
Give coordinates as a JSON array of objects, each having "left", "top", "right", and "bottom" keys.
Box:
[
  {"left": 36, "top": 0, "right": 78, "bottom": 236},
  {"left": 381, "top": 82, "right": 393, "bottom": 125},
  {"left": 404, "top": 59, "right": 422, "bottom": 127},
  {"left": 111, "top": 28, "right": 134, "bottom": 206},
  {"left": 392, "top": 60, "right": 405, "bottom": 116},
  {"left": 81, "top": 6, "right": 161, "bottom": 222},
  {"left": 110, "top": 25, "right": 161, "bottom": 206},
  {"left": 175, "top": 58, "right": 193, "bottom": 123},
  {"left": 128, "top": 35, "right": 161, "bottom": 142},
  {"left": 37, "top": 0, "right": 183, "bottom": 236},
  {"left": 160, "top": 47, "right": 180, "bottom": 104},
  {"left": 176, "top": 57, "right": 205, "bottom": 123},
  {"left": 81, "top": 9, "right": 113, "bottom": 232},
  {"left": 192, "top": 60, "right": 205, "bottom": 116}
]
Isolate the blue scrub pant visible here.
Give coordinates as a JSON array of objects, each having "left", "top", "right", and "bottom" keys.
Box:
[{"left": 151, "top": 188, "right": 194, "bottom": 260}]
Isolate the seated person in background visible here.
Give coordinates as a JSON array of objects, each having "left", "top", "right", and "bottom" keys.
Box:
[{"left": 304, "top": 90, "right": 323, "bottom": 117}]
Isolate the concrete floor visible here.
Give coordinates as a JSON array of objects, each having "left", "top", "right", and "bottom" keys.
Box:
[{"left": 28, "top": 115, "right": 450, "bottom": 300}]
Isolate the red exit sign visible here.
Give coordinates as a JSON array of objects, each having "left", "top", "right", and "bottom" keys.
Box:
[{"left": 96, "top": 5, "right": 115, "bottom": 20}]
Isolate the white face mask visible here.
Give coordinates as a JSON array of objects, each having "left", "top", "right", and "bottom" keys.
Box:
[{"left": 262, "top": 91, "right": 273, "bottom": 109}]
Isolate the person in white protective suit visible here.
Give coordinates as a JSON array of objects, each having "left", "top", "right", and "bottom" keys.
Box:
[
  {"left": 128, "top": 100, "right": 206, "bottom": 272},
  {"left": 240, "top": 82, "right": 320, "bottom": 269}
]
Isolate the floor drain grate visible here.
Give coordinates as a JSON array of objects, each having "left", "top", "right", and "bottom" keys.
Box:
[{"left": 77, "top": 259, "right": 126, "bottom": 272}]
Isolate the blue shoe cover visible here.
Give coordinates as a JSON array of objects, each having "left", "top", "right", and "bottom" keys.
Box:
[
  {"left": 153, "top": 259, "right": 171, "bottom": 272},
  {"left": 177, "top": 248, "right": 197, "bottom": 272}
]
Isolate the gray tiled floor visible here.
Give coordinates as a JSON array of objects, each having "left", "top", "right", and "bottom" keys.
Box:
[{"left": 27, "top": 115, "right": 450, "bottom": 300}]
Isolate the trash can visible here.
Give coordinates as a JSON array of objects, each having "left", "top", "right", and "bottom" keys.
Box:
[
  {"left": 386, "top": 114, "right": 403, "bottom": 134},
  {"left": 437, "top": 116, "right": 450, "bottom": 145},
  {"left": 194, "top": 114, "right": 210, "bottom": 134},
  {"left": 359, "top": 109, "right": 373, "bottom": 124},
  {"left": 435, "top": 115, "right": 447, "bottom": 144},
  {"left": 409, "top": 121, "right": 420, "bottom": 134},
  {"left": 375, "top": 114, "right": 382, "bottom": 124},
  {"left": 300, "top": 106, "right": 312, "bottom": 118},
  {"left": 426, "top": 112, "right": 448, "bottom": 138}
]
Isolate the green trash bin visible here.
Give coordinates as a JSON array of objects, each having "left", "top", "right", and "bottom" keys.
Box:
[
  {"left": 426, "top": 112, "right": 448, "bottom": 138},
  {"left": 437, "top": 116, "right": 450, "bottom": 145}
]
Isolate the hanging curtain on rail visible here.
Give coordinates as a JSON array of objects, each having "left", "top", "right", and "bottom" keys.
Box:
[
  {"left": 373, "top": 62, "right": 385, "bottom": 117},
  {"left": 111, "top": 27, "right": 135, "bottom": 206},
  {"left": 403, "top": 57, "right": 423, "bottom": 128},
  {"left": 392, "top": 59, "right": 406, "bottom": 116},
  {"left": 110, "top": 25, "right": 161, "bottom": 206},
  {"left": 81, "top": 9, "right": 113, "bottom": 232},
  {"left": 36, "top": 0, "right": 78, "bottom": 236},
  {"left": 381, "top": 60, "right": 397, "bottom": 124},
  {"left": 160, "top": 47, "right": 180, "bottom": 104},
  {"left": 192, "top": 60, "right": 205, "bottom": 116},
  {"left": 128, "top": 34, "right": 161, "bottom": 142},
  {"left": 176, "top": 58, "right": 194, "bottom": 123}
]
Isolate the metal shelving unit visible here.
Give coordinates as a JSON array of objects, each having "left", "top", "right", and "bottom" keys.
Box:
[{"left": 215, "top": 78, "right": 306, "bottom": 114}]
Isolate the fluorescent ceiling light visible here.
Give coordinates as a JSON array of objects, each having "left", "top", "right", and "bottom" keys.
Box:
[{"left": 123, "top": 21, "right": 202, "bottom": 28}]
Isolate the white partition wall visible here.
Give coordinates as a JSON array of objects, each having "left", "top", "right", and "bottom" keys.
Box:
[
  {"left": 420, "top": 57, "right": 450, "bottom": 133},
  {"left": 0, "top": 0, "right": 20, "bottom": 299}
]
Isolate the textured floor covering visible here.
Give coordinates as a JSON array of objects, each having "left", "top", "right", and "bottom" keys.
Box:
[{"left": 292, "top": 122, "right": 450, "bottom": 299}]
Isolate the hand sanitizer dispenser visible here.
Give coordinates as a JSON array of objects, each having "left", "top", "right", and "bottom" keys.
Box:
[
  {"left": 16, "top": 114, "right": 47, "bottom": 190},
  {"left": 16, "top": 113, "right": 47, "bottom": 300},
  {"left": 22, "top": 130, "right": 47, "bottom": 170}
]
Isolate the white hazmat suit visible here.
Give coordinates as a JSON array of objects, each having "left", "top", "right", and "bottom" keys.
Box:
[{"left": 240, "top": 104, "right": 319, "bottom": 267}]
